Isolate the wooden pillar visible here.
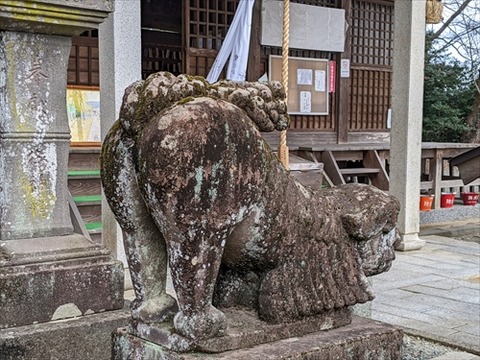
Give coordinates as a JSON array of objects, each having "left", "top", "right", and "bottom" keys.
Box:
[
  {"left": 247, "top": 0, "right": 262, "bottom": 81},
  {"left": 430, "top": 149, "right": 443, "bottom": 209},
  {"left": 336, "top": 0, "right": 352, "bottom": 144},
  {"left": 183, "top": 0, "right": 191, "bottom": 74}
]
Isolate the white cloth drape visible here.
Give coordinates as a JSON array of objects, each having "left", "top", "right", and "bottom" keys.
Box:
[{"left": 206, "top": 0, "right": 255, "bottom": 83}]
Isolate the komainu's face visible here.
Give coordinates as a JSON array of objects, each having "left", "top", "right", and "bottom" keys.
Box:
[{"left": 355, "top": 227, "right": 399, "bottom": 276}]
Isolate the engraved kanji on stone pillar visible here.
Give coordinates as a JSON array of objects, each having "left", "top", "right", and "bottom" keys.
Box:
[
  {"left": 0, "top": 32, "right": 73, "bottom": 239},
  {"left": 0, "top": 0, "right": 124, "bottom": 330}
]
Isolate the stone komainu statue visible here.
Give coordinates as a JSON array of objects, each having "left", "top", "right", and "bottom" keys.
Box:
[{"left": 101, "top": 72, "right": 400, "bottom": 342}]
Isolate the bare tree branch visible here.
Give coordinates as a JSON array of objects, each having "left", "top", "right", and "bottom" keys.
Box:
[{"left": 431, "top": 0, "right": 474, "bottom": 40}]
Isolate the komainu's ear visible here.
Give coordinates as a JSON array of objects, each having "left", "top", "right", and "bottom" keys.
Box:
[{"left": 341, "top": 210, "right": 386, "bottom": 241}]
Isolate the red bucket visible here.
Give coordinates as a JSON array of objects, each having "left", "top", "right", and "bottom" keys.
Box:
[
  {"left": 420, "top": 195, "right": 434, "bottom": 211},
  {"left": 440, "top": 193, "right": 455, "bottom": 208},
  {"left": 461, "top": 192, "right": 479, "bottom": 206}
]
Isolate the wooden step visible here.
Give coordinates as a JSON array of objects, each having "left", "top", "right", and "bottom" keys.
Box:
[
  {"left": 321, "top": 151, "right": 346, "bottom": 185},
  {"left": 68, "top": 170, "right": 102, "bottom": 197},
  {"left": 340, "top": 168, "right": 380, "bottom": 175},
  {"left": 321, "top": 150, "right": 389, "bottom": 190},
  {"left": 68, "top": 169, "right": 101, "bottom": 177},
  {"left": 73, "top": 194, "right": 102, "bottom": 204},
  {"left": 362, "top": 150, "right": 389, "bottom": 190},
  {"left": 289, "top": 163, "right": 323, "bottom": 171},
  {"left": 68, "top": 147, "right": 103, "bottom": 243},
  {"left": 73, "top": 195, "right": 102, "bottom": 224},
  {"left": 289, "top": 153, "right": 325, "bottom": 189},
  {"left": 86, "top": 222, "right": 102, "bottom": 244},
  {"left": 85, "top": 221, "right": 102, "bottom": 231},
  {"left": 68, "top": 147, "right": 101, "bottom": 170}
]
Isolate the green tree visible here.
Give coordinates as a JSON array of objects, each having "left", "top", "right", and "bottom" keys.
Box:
[
  {"left": 422, "top": 33, "right": 476, "bottom": 142},
  {"left": 426, "top": 0, "right": 480, "bottom": 142}
]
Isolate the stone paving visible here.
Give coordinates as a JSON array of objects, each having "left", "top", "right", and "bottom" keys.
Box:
[{"left": 371, "top": 229, "right": 480, "bottom": 358}]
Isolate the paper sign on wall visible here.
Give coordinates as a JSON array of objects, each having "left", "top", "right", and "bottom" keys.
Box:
[
  {"left": 340, "top": 59, "right": 350, "bottom": 78},
  {"left": 297, "top": 69, "right": 313, "bottom": 85},
  {"left": 314, "top": 70, "right": 326, "bottom": 92},
  {"left": 300, "top": 91, "right": 312, "bottom": 113}
]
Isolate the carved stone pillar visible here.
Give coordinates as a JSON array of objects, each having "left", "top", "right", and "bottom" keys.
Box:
[{"left": 0, "top": 0, "right": 124, "bottom": 329}]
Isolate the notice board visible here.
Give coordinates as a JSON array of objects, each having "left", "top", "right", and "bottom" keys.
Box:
[{"left": 269, "top": 56, "right": 329, "bottom": 115}]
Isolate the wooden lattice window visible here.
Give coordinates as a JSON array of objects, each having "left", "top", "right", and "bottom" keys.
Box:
[
  {"left": 351, "top": 0, "right": 394, "bottom": 66},
  {"left": 185, "top": 0, "right": 241, "bottom": 77},
  {"left": 142, "top": 31, "right": 183, "bottom": 79},
  {"left": 68, "top": 31, "right": 99, "bottom": 87},
  {"left": 349, "top": 0, "right": 394, "bottom": 131},
  {"left": 141, "top": 0, "right": 183, "bottom": 79},
  {"left": 188, "top": 0, "right": 239, "bottom": 50},
  {"left": 349, "top": 68, "right": 392, "bottom": 130}
]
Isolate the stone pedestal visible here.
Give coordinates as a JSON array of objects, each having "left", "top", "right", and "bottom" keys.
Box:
[
  {"left": 112, "top": 315, "right": 403, "bottom": 360},
  {"left": 0, "top": 306, "right": 130, "bottom": 360},
  {"left": 0, "top": 234, "right": 124, "bottom": 328},
  {"left": 0, "top": 0, "right": 123, "bottom": 329}
]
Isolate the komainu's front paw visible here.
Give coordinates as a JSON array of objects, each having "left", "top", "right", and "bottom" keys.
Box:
[
  {"left": 173, "top": 306, "right": 227, "bottom": 340},
  {"left": 131, "top": 294, "right": 178, "bottom": 323}
]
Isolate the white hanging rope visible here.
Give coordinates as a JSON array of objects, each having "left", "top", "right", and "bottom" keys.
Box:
[{"left": 206, "top": 0, "right": 255, "bottom": 83}]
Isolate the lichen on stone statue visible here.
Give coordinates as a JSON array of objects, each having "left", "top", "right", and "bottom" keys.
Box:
[{"left": 101, "top": 71, "right": 400, "bottom": 345}]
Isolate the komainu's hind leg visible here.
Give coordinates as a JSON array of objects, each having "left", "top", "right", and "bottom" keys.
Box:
[
  {"left": 163, "top": 225, "right": 229, "bottom": 340},
  {"left": 101, "top": 121, "right": 177, "bottom": 323}
]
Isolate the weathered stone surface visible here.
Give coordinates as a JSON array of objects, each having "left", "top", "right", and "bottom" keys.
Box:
[
  {"left": 0, "top": 31, "right": 73, "bottom": 240},
  {"left": 102, "top": 72, "right": 400, "bottom": 344},
  {"left": 0, "top": 307, "right": 130, "bottom": 360},
  {"left": 0, "top": 0, "right": 113, "bottom": 36},
  {"left": 0, "top": 233, "right": 110, "bottom": 266},
  {"left": 0, "top": 0, "right": 121, "bottom": 341},
  {"left": 0, "top": 248, "right": 124, "bottom": 328},
  {"left": 112, "top": 316, "right": 403, "bottom": 360},
  {"left": 128, "top": 307, "right": 351, "bottom": 353}
]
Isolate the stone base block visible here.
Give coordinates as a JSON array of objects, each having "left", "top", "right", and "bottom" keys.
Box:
[
  {"left": 112, "top": 315, "right": 403, "bottom": 360},
  {"left": 0, "top": 246, "right": 124, "bottom": 328},
  {"left": 0, "top": 307, "right": 130, "bottom": 360},
  {"left": 128, "top": 307, "right": 351, "bottom": 353}
]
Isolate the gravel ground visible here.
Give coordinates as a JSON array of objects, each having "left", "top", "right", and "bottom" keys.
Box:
[
  {"left": 451, "top": 225, "right": 480, "bottom": 243},
  {"left": 455, "top": 233, "right": 480, "bottom": 243},
  {"left": 402, "top": 335, "right": 464, "bottom": 360}
]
